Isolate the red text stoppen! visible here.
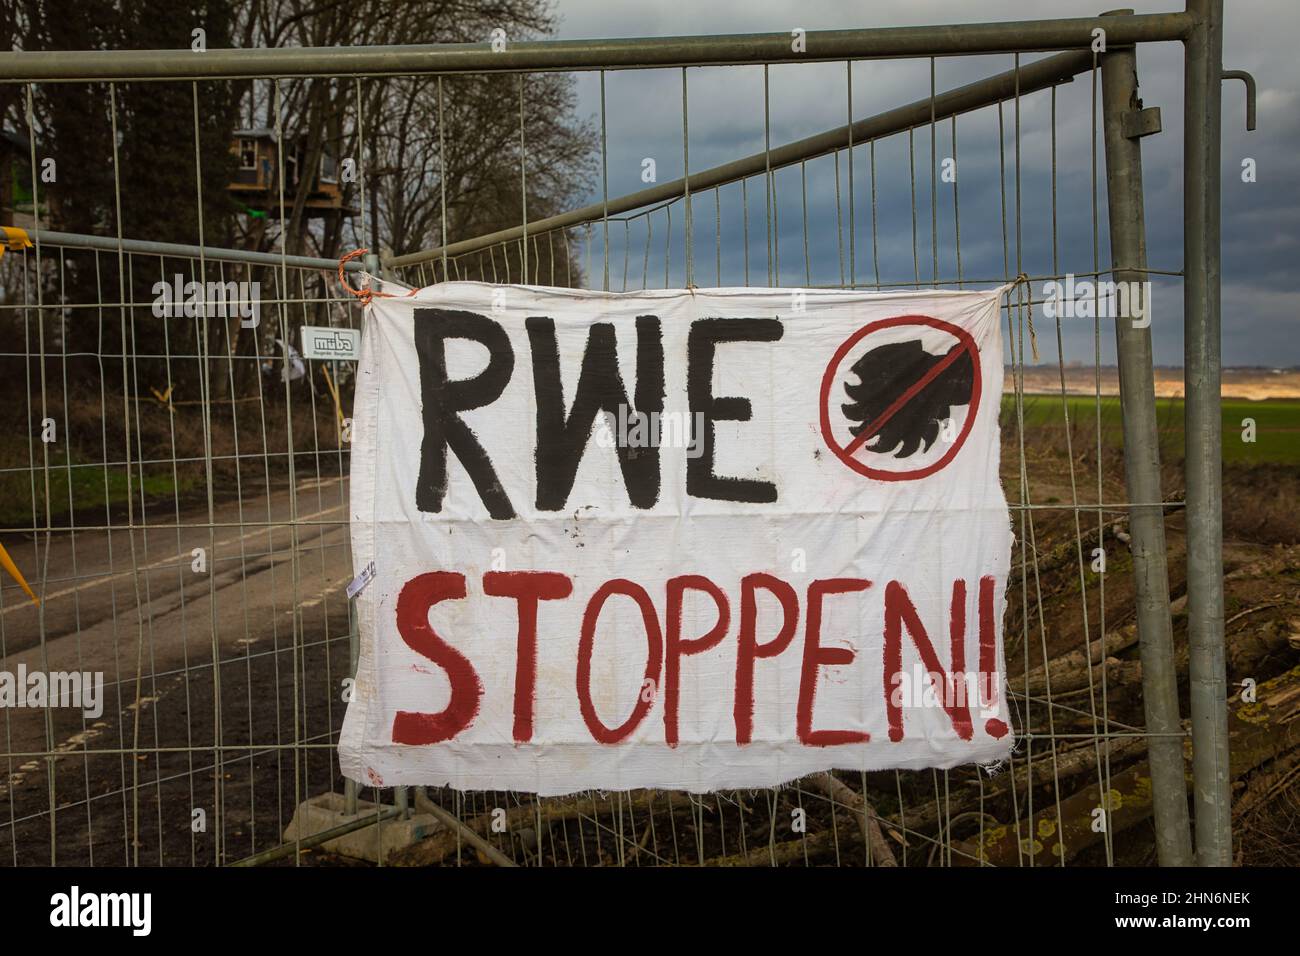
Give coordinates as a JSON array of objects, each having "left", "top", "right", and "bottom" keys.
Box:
[{"left": 389, "top": 570, "right": 1009, "bottom": 748}]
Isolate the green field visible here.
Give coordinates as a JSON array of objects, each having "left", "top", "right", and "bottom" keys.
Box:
[
  {"left": 0, "top": 396, "right": 1292, "bottom": 530},
  {"left": 1005, "top": 394, "right": 1300, "bottom": 465},
  {"left": 0, "top": 458, "right": 195, "bottom": 528}
]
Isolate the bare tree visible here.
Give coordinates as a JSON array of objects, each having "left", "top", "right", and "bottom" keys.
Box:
[
  {"left": 1, "top": 0, "right": 595, "bottom": 405},
  {"left": 232, "top": 0, "right": 594, "bottom": 268}
]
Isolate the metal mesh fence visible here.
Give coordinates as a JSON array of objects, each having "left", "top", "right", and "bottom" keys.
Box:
[
  {"left": 0, "top": 240, "right": 363, "bottom": 865},
  {"left": 0, "top": 7, "right": 1236, "bottom": 867}
]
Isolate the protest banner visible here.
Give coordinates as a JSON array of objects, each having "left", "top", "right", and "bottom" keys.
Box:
[{"left": 339, "top": 281, "right": 1014, "bottom": 794}]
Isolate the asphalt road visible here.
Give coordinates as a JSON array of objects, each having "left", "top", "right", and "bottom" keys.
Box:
[{"left": 0, "top": 476, "right": 356, "bottom": 865}]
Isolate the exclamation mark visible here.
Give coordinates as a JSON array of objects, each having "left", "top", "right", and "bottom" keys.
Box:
[{"left": 979, "top": 575, "right": 1009, "bottom": 738}]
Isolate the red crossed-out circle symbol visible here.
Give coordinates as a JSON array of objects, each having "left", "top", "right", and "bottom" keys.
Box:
[{"left": 818, "top": 314, "right": 982, "bottom": 482}]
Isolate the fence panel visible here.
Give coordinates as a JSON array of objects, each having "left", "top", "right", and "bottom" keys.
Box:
[{"left": 0, "top": 6, "right": 1234, "bottom": 867}]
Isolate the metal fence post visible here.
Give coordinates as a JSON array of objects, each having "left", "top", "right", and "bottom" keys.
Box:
[
  {"left": 1183, "top": 0, "right": 1230, "bottom": 866},
  {"left": 1098, "top": 9, "right": 1194, "bottom": 867}
]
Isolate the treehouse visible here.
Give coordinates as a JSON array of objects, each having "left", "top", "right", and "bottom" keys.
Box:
[{"left": 228, "top": 129, "right": 357, "bottom": 221}]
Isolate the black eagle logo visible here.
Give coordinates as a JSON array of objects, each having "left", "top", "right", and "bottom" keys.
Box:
[{"left": 841, "top": 340, "right": 975, "bottom": 458}]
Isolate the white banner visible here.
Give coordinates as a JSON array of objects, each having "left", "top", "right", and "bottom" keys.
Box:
[{"left": 339, "top": 280, "right": 1015, "bottom": 794}]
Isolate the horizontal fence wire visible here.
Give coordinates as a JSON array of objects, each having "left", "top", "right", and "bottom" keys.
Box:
[{"left": 0, "top": 43, "right": 1194, "bottom": 867}]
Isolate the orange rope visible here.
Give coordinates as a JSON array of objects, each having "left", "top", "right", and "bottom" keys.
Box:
[{"left": 337, "top": 248, "right": 419, "bottom": 306}]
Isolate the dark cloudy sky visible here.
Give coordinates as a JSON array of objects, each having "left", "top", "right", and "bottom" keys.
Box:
[{"left": 542, "top": 1, "right": 1296, "bottom": 368}]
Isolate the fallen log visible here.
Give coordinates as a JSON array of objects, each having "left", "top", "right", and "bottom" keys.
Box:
[
  {"left": 885, "top": 733, "right": 1148, "bottom": 838},
  {"left": 801, "top": 773, "right": 897, "bottom": 866},
  {"left": 1234, "top": 747, "right": 1300, "bottom": 821},
  {"left": 1019, "top": 624, "right": 1138, "bottom": 697},
  {"left": 968, "top": 734, "right": 1149, "bottom": 799},
  {"left": 704, "top": 831, "right": 835, "bottom": 866},
  {"left": 953, "top": 664, "right": 1300, "bottom": 866},
  {"left": 391, "top": 789, "right": 694, "bottom": 866}
]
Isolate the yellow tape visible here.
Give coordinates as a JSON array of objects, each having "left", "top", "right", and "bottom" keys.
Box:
[
  {"left": 150, "top": 384, "right": 174, "bottom": 409},
  {"left": 320, "top": 366, "right": 346, "bottom": 440},
  {"left": 0, "top": 540, "right": 39, "bottom": 606},
  {"left": 1, "top": 226, "right": 33, "bottom": 250}
]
